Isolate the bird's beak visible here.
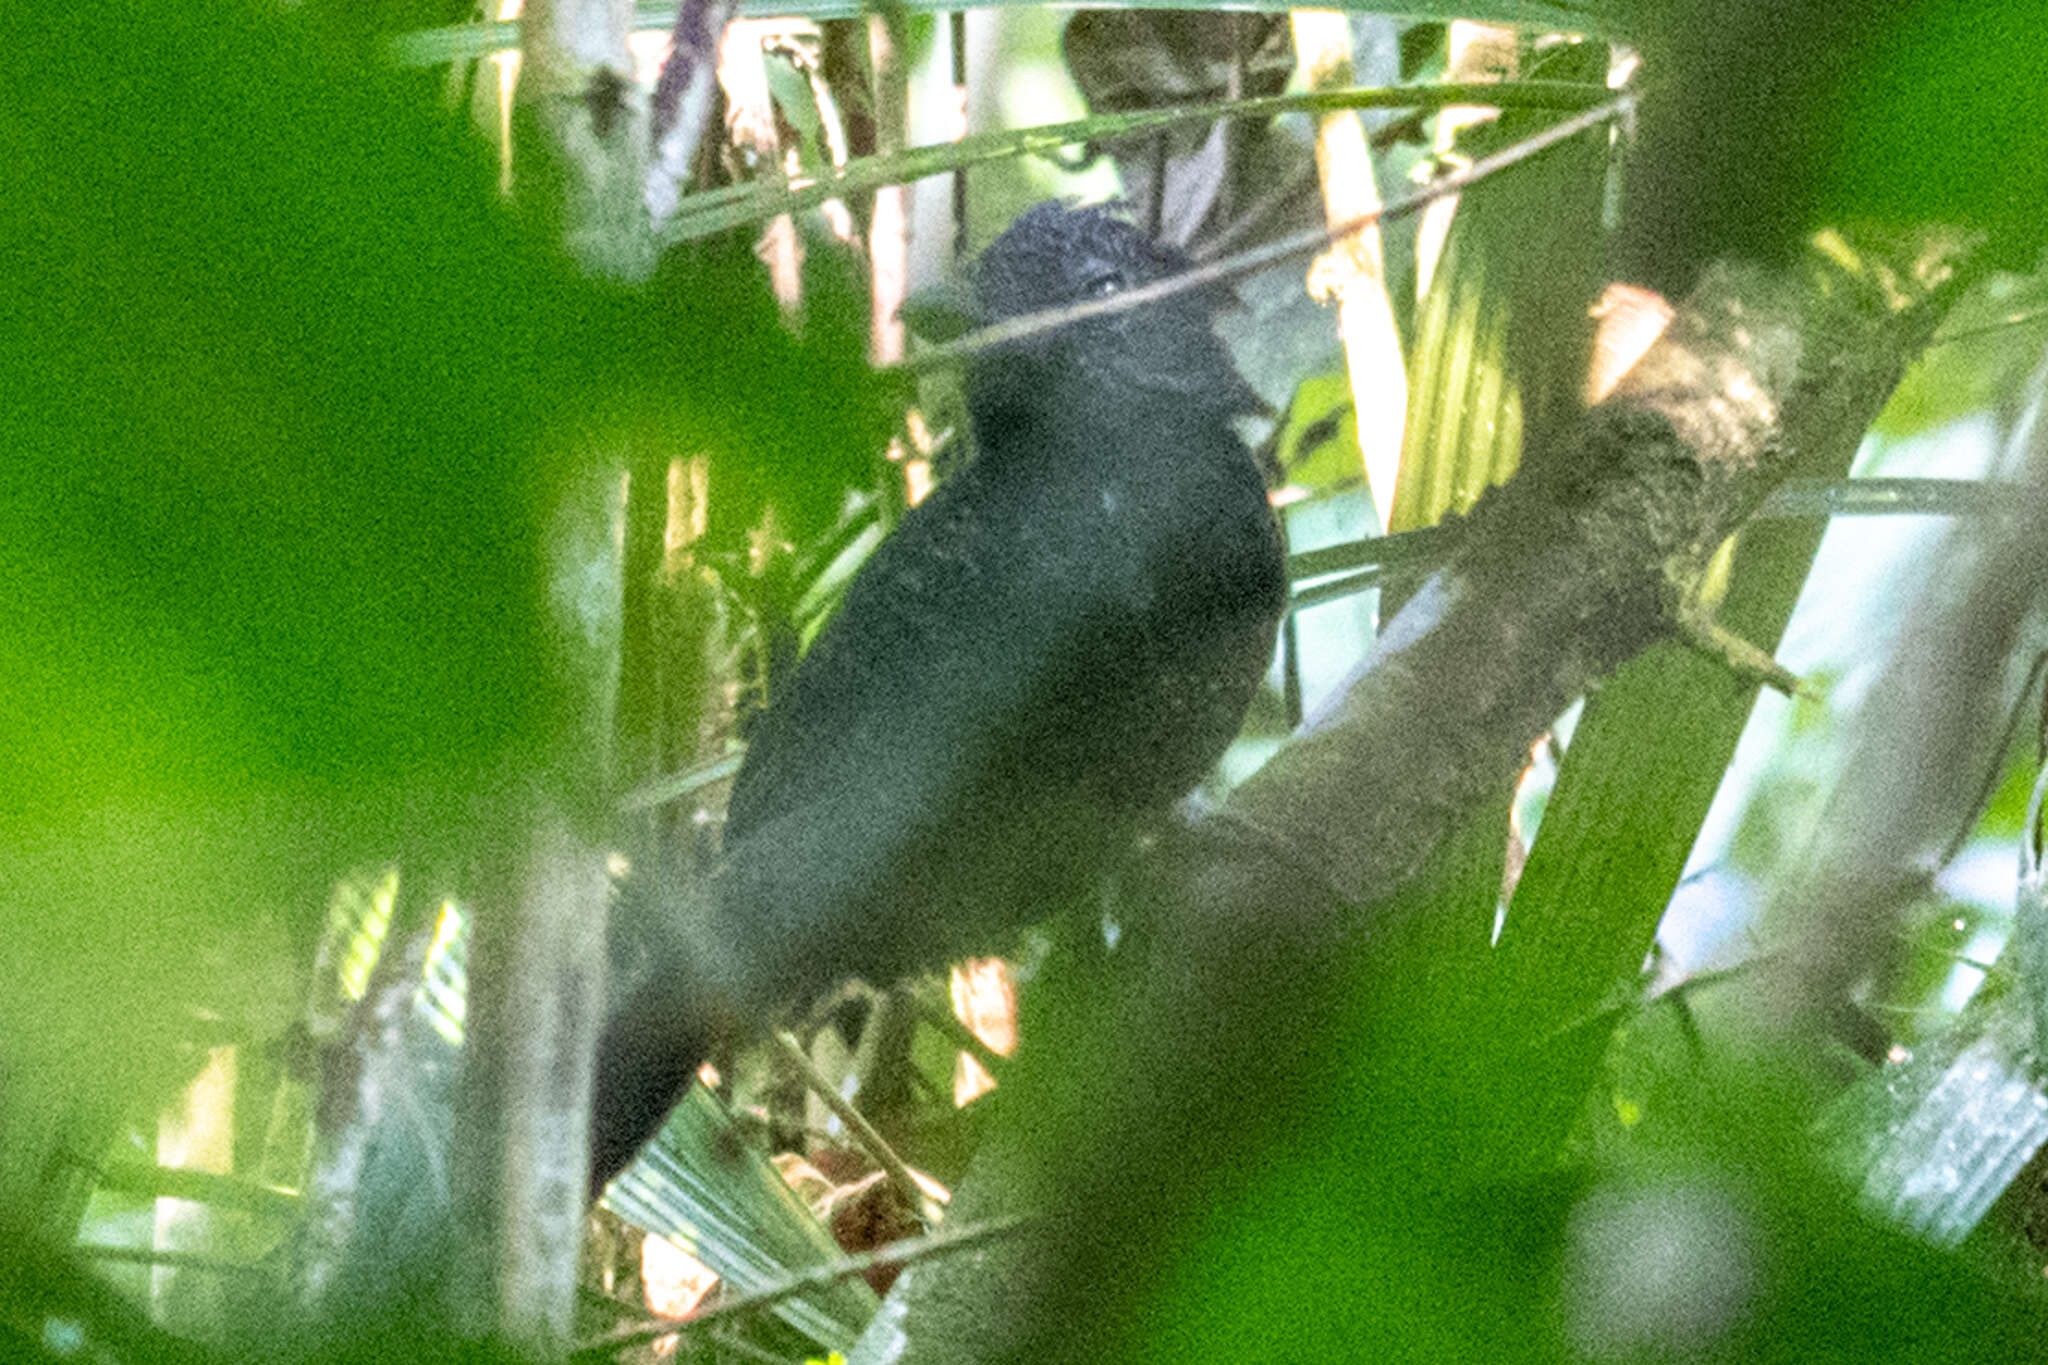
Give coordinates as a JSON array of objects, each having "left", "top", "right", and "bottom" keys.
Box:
[{"left": 899, "top": 279, "right": 984, "bottom": 345}]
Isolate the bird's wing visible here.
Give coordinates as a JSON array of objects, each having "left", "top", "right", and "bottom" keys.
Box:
[
  {"left": 724, "top": 456, "right": 1130, "bottom": 849},
  {"left": 714, "top": 455, "right": 1150, "bottom": 990}
]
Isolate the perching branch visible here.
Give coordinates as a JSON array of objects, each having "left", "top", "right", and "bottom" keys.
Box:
[{"left": 888, "top": 223, "right": 1987, "bottom": 1364}]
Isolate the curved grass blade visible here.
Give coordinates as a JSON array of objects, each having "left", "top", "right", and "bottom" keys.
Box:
[{"left": 664, "top": 82, "right": 1610, "bottom": 243}]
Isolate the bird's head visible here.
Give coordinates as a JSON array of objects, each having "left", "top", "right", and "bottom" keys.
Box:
[{"left": 910, "top": 202, "right": 1264, "bottom": 433}]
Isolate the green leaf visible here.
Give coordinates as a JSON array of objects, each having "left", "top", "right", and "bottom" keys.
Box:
[{"left": 1392, "top": 39, "right": 1610, "bottom": 535}]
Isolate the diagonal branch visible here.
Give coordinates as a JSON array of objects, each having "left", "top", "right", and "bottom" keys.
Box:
[{"left": 892, "top": 223, "right": 1987, "bottom": 1364}]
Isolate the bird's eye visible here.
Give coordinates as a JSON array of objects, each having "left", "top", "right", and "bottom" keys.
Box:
[{"left": 1082, "top": 270, "right": 1126, "bottom": 299}]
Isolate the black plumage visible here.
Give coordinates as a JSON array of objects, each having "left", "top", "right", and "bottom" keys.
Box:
[
  {"left": 592, "top": 202, "right": 1285, "bottom": 1187},
  {"left": 720, "top": 202, "right": 1283, "bottom": 987}
]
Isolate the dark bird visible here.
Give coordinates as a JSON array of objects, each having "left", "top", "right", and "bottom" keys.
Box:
[{"left": 592, "top": 202, "right": 1286, "bottom": 1188}]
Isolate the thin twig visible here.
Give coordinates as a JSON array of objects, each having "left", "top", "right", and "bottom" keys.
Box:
[
  {"left": 1283, "top": 477, "right": 2014, "bottom": 613},
  {"left": 772, "top": 1029, "right": 940, "bottom": 1224},
  {"left": 1929, "top": 303, "right": 2048, "bottom": 349},
  {"left": 662, "top": 81, "right": 1610, "bottom": 240},
  {"left": 1938, "top": 648, "right": 2048, "bottom": 871},
  {"left": 570, "top": 1215, "right": 1032, "bottom": 1359},
  {"left": 900, "top": 94, "right": 1634, "bottom": 375},
  {"left": 908, "top": 988, "right": 1009, "bottom": 1082},
  {"left": 617, "top": 749, "right": 743, "bottom": 812}
]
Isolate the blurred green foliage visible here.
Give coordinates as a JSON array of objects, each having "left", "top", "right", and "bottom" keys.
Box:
[
  {"left": 0, "top": 0, "right": 885, "bottom": 1221},
  {"left": 14, "top": 3, "right": 2048, "bottom": 1360},
  {"left": 1821, "top": 0, "right": 2048, "bottom": 260}
]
